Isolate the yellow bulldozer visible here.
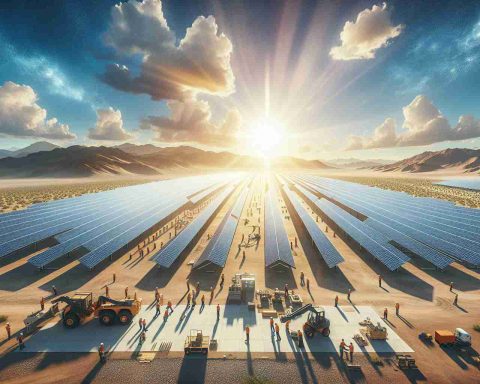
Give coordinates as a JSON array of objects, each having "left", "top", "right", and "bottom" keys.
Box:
[{"left": 52, "top": 292, "right": 142, "bottom": 329}]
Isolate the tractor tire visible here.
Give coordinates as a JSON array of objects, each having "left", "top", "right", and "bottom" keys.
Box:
[
  {"left": 118, "top": 310, "right": 133, "bottom": 325},
  {"left": 99, "top": 310, "right": 116, "bottom": 326},
  {"left": 322, "top": 328, "right": 330, "bottom": 337},
  {"left": 63, "top": 313, "right": 80, "bottom": 329}
]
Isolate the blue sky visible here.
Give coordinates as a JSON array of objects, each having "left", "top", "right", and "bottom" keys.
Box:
[{"left": 0, "top": 0, "right": 479, "bottom": 160}]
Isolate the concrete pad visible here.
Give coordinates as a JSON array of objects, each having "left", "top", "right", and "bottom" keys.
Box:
[{"left": 22, "top": 305, "right": 413, "bottom": 354}]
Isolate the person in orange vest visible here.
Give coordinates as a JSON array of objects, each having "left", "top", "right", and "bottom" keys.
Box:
[
  {"left": 349, "top": 342, "right": 354, "bottom": 362},
  {"left": 269, "top": 317, "right": 274, "bottom": 332},
  {"left": 142, "top": 318, "right": 147, "bottom": 331},
  {"left": 167, "top": 300, "right": 173, "bottom": 314},
  {"left": 155, "top": 302, "right": 161, "bottom": 317},
  {"left": 378, "top": 275, "right": 382, "bottom": 287},
  {"left": 5, "top": 322, "right": 11, "bottom": 340},
  {"left": 285, "top": 320, "right": 291, "bottom": 334},
  {"left": 339, "top": 339, "right": 346, "bottom": 359},
  {"left": 98, "top": 343, "right": 106, "bottom": 362},
  {"left": 298, "top": 329, "right": 304, "bottom": 348},
  {"left": 187, "top": 292, "right": 191, "bottom": 307},
  {"left": 335, "top": 295, "right": 339, "bottom": 307},
  {"left": 216, "top": 304, "right": 220, "bottom": 320},
  {"left": 40, "top": 297, "right": 45, "bottom": 311},
  {"left": 163, "top": 309, "right": 169, "bottom": 322},
  {"left": 395, "top": 303, "right": 400, "bottom": 316},
  {"left": 275, "top": 323, "right": 281, "bottom": 341},
  {"left": 449, "top": 281, "right": 454, "bottom": 292},
  {"left": 201, "top": 294, "right": 205, "bottom": 309},
  {"left": 384, "top": 307, "right": 388, "bottom": 320},
  {"left": 245, "top": 326, "right": 250, "bottom": 343}
]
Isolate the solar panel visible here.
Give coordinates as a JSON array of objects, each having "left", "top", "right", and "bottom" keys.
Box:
[
  {"left": 194, "top": 186, "right": 249, "bottom": 269},
  {"left": 282, "top": 186, "right": 343, "bottom": 268},
  {"left": 152, "top": 186, "right": 235, "bottom": 268},
  {"left": 264, "top": 185, "right": 295, "bottom": 268},
  {"left": 188, "top": 182, "right": 225, "bottom": 205}
]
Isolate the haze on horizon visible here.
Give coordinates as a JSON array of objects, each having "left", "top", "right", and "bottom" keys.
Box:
[{"left": 0, "top": 0, "right": 480, "bottom": 162}]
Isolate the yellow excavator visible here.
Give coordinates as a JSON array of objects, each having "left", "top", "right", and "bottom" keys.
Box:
[{"left": 52, "top": 292, "right": 142, "bottom": 329}]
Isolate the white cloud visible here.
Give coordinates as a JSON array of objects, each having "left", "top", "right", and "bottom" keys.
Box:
[
  {"left": 330, "top": 2, "right": 403, "bottom": 61},
  {"left": 346, "top": 95, "right": 480, "bottom": 150},
  {"left": 102, "top": 0, "right": 234, "bottom": 101},
  {"left": 141, "top": 99, "right": 241, "bottom": 146},
  {"left": 88, "top": 107, "right": 133, "bottom": 141},
  {"left": 0, "top": 81, "right": 75, "bottom": 140}
]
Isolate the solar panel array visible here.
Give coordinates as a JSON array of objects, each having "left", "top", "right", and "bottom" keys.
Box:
[
  {"left": 264, "top": 184, "right": 295, "bottom": 268},
  {"left": 188, "top": 182, "right": 226, "bottom": 205},
  {"left": 153, "top": 185, "right": 235, "bottom": 268},
  {"left": 282, "top": 185, "right": 344, "bottom": 268},
  {"left": 0, "top": 174, "right": 240, "bottom": 269},
  {"left": 293, "top": 175, "right": 480, "bottom": 267},
  {"left": 194, "top": 186, "right": 249, "bottom": 269}
]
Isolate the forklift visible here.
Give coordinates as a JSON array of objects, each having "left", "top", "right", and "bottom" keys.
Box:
[
  {"left": 184, "top": 329, "right": 210, "bottom": 355},
  {"left": 52, "top": 292, "right": 142, "bottom": 329},
  {"left": 280, "top": 304, "right": 331, "bottom": 337}
]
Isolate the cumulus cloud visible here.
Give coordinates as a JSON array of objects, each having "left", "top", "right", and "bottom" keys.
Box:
[
  {"left": 102, "top": 0, "right": 235, "bottom": 101},
  {"left": 88, "top": 107, "right": 133, "bottom": 141},
  {"left": 330, "top": 2, "right": 403, "bottom": 60},
  {"left": 0, "top": 81, "right": 75, "bottom": 140},
  {"left": 346, "top": 95, "right": 480, "bottom": 150},
  {"left": 141, "top": 99, "right": 241, "bottom": 146}
]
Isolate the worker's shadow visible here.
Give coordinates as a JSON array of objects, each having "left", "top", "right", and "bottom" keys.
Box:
[
  {"left": 152, "top": 320, "right": 168, "bottom": 342},
  {"left": 453, "top": 303, "right": 468, "bottom": 313},
  {"left": 81, "top": 361, "right": 105, "bottom": 383}
]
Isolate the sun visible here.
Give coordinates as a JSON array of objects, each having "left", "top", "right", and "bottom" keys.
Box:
[{"left": 250, "top": 117, "right": 284, "bottom": 157}]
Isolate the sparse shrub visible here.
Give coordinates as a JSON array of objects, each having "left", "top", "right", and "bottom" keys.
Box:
[{"left": 474, "top": 324, "right": 480, "bottom": 332}]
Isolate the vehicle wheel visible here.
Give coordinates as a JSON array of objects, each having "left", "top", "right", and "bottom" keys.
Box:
[
  {"left": 185, "top": 349, "right": 190, "bottom": 355},
  {"left": 99, "top": 310, "right": 115, "bottom": 326},
  {"left": 304, "top": 324, "right": 314, "bottom": 338},
  {"left": 322, "top": 328, "right": 330, "bottom": 337},
  {"left": 202, "top": 348, "right": 208, "bottom": 355},
  {"left": 118, "top": 310, "right": 133, "bottom": 325},
  {"left": 63, "top": 313, "right": 80, "bottom": 329}
]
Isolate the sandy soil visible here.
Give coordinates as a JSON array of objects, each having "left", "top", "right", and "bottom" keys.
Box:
[{"left": 0, "top": 173, "right": 479, "bottom": 383}]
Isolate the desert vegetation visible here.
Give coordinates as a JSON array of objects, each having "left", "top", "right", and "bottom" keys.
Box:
[
  {"left": 333, "top": 176, "right": 480, "bottom": 209},
  {"left": 0, "top": 179, "right": 153, "bottom": 213}
]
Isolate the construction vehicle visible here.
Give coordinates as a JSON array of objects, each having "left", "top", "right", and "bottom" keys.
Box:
[
  {"left": 52, "top": 292, "right": 142, "bottom": 329},
  {"left": 184, "top": 329, "right": 210, "bottom": 355},
  {"left": 280, "top": 304, "right": 330, "bottom": 338},
  {"left": 435, "top": 328, "right": 472, "bottom": 347}
]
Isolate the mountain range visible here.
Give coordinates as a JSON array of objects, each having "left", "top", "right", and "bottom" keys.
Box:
[
  {"left": 0, "top": 141, "right": 60, "bottom": 159},
  {"left": 326, "top": 158, "right": 393, "bottom": 169}
]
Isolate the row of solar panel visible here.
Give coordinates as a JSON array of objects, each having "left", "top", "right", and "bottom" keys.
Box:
[
  {"left": 282, "top": 185, "right": 344, "bottom": 268},
  {"left": 300, "top": 178, "right": 480, "bottom": 266},
  {"left": 153, "top": 186, "right": 235, "bottom": 268},
  {"left": 194, "top": 186, "right": 249, "bottom": 269},
  {"left": 188, "top": 182, "right": 225, "bottom": 205},
  {"left": 294, "top": 184, "right": 408, "bottom": 271},
  {"left": 264, "top": 184, "right": 295, "bottom": 268}
]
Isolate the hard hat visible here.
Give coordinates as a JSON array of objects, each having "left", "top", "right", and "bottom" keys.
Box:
[{"left": 101, "top": 342, "right": 104, "bottom": 345}]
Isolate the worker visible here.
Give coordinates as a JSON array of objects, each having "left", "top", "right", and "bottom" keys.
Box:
[
  {"left": 155, "top": 302, "right": 161, "bottom": 317},
  {"left": 285, "top": 320, "right": 291, "bottom": 334},
  {"left": 384, "top": 307, "right": 388, "bottom": 320},
  {"left": 142, "top": 318, "right": 147, "bottom": 332},
  {"left": 335, "top": 295, "right": 339, "bottom": 307},
  {"left": 192, "top": 291, "right": 197, "bottom": 307},
  {"left": 186, "top": 280, "right": 190, "bottom": 291},
  {"left": 155, "top": 287, "right": 159, "bottom": 302},
  {"left": 245, "top": 326, "right": 250, "bottom": 343},
  {"left": 453, "top": 293, "right": 458, "bottom": 306},
  {"left": 298, "top": 329, "right": 304, "bottom": 349},
  {"left": 113, "top": 273, "right": 116, "bottom": 283},
  {"left": 163, "top": 309, "right": 169, "bottom": 322},
  {"left": 98, "top": 343, "right": 106, "bottom": 362},
  {"left": 201, "top": 294, "right": 205, "bottom": 309},
  {"left": 450, "top": 281, "right": 454, "bottom": 292},
  {"left": 242, "top": 250, "right": 246, "bottom": 259},
  {"left": 306, "top": 278, "right": 310, "bottom": 291},
  {"left": 17, "top": 333, "right": 25, "bottom": 350},
  {"left": 300, "top": 272, "right": 305, "bottom": 286},
  {"left": 5, "top": 322, "right": 11, "bottom": 340},
  {"left": 217, "top": 304, "right": 220, "bottom": 320},
  {"left": 187, "top": 292, "right": 191, "bottom": 307},
  {"left": 220, "top": 274, "right": 225, "bottom": 287},
  {"left": 196, "top": 282, "right": 200, "bottom": 295},
  {"left": 290, "top": 241, "right": 293, "bottom": 250},
  {"left": 275, "top": 323, "right": 281, "bottom": 341},
  {"left": 339, "top": 339, "right": 346, "bottom": 359},
  {"left": 40, "top": 297, "right": 45, "bottom": 311},
  {"left": 395, "top": 303, "right": 400, "bottom": 316},
  {"left": 378, "top": 275, "right": 382, "bottom": 287},
  {"left": 270, "top": 317, "right": 275, "bottom": 331},
  {"left": 105, "top": 285, "right": 109, "bottom": 297},
  {"left": 347, "top": 289, "right": 351, "bottom": 301},
  {"left": 210, "top": 287, "right": 214, "bottom": 302},
  {"left": 52, "top": 285, "right": 57, "bottom": 296},
  {"left": 167, "top": 300, "right": 173, "bottom": 314},
  {"left": 284, "top": 284, "right": 289, "bottom": 298},
  {"left": 295, "top": 237, "right": 298, "bottom": 247},
  {"left": 349, "top": 342, "right": 354, "bottom": 362},
  {"left": 125, "top": 287, "right": 128, "bottom": 299}
]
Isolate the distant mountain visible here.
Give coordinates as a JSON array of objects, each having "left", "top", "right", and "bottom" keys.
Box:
[
  {"left": 0, "top": 141, "right": 60, "bottom": 159},
  {"left": 0, "top": 144, "right": 331, "bottom": 178},
  {"left": 0, "top": 146, "right": 159, "bottom": 178},
  {"left": 373, "top": 148, "right": 480, "bottom": 173},
  {"left": 326, "top": 158, "right": 392, "bottom": 169}
]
